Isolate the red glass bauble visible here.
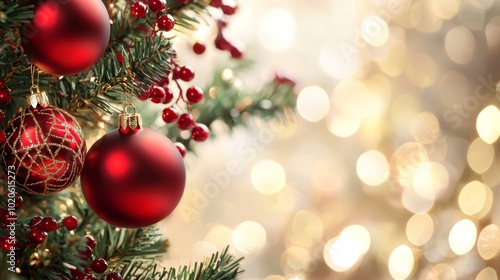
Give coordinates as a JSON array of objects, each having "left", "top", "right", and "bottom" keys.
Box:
[
  {"left": 21, "top": 0, "right": 110, "bottom": 76},
  {"left": 1, "top": 105, "right": 86, "bottom": 195},
  {"left": 80, "top": 128, "right": 185, "bottom": 228}
]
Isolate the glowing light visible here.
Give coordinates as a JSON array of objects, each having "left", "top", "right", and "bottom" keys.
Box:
[
  {"left": 289, "top": 211, "right": 324, "bottom": 248},
  {"left": 281, "top": 247, "right": 311, "bottom": 271},
  {"left": 429, "top": 0, "right": 461, "bottom": 19},
  {"left": 296, "top": 86, "right": 330, "bottom": 122},
  {"left": 259, "top": 8, "right": 296, "bottom": 52},
  {"left": 323, "top": 236, "right": 361, "bottom": 272},
  {"left": 411, "top": 112, "right": 440, "bottom": 144},
  {"left": 445, "top": 26, "right": 476, "bottom": 64},
  {"left": 477, "top": 224, "right": 500, "bottom": 260},
  {"left": 251, "top": 160, "right": 286, "bottom": 195},
  {"left": 340, "top": 225, "right": 371, "bottom": 255},
  {"left": 449, "top": 219, "right": 477, "bottom": 255},
  {"left": 476, "top": 267, "right": 497, "bottom": 280},
  {"left": 467, "top": 138, "right": 495, "bottom": 174},
  {"left": 458, "top": 181, "right": 493, "bottom": 218},
  {"left": 412, "top": 161, "right": 449, "bottom": 200},
  {"left": 356, "top": 150, "right": 389, "bottom": 186},
  {"left": 388, "top": 245, "right": 414, "bottom": 280},
  {"left": 402, "top": 188, "right": 435, "bottom": 213},
  {"left": 361, "top": 15, "right": 389, "bottom": 47},
  {"left": 327, "top": 113, "right": 361, "bottom": 137},
  {"left": 406, "top": 213, "right": 434, "bottom": 246},
  {"left": 405, "top": 53, "right": 437, "bottom": 88},
  {"left": 477, "top": 105, "right": 500, "bottom": 144},
  {"left": 232, "top": 221, "right": 267, "bottom": 254}
]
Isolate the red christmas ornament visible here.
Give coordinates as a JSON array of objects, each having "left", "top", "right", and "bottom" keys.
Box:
[
  {"left": 1, "top": 92, "right": 86, "bottom": 195},
  {"left": 80, "top": 105, "right": 185, "bottom": 228},
  {"left": 158, "top": 14, "right": 175, "bottom": 31},
  {"left": 21, "top": 0, "right": 110, "bottom": 76}
]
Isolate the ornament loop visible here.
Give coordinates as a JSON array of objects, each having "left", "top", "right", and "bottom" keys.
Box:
[
  {"left": 27, "top": 89, "right": 50, "bottom": 109},
  {"left": 118, "top": 103, "right": 142, "bottom": 134}
]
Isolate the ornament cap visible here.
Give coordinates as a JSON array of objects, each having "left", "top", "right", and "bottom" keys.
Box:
[
  {"left": 118, "top": 104, "right": 142, "bottom": 134},
  {"left": 27, "top": 86, "right": 49, "bottom": 108}
]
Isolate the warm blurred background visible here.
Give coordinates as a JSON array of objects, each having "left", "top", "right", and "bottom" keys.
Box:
[{"left": 161, "top": 1, "right": 500, "bottom": 279}]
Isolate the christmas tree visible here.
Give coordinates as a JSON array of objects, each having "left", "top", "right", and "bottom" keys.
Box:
[{"left": 0, "top": 0, "right": 296, "bottom": 279}]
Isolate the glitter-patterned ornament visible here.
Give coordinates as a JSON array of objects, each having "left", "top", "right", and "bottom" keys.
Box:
[{"left": 1, "top": 91, "right": 86, "bottom": 195}]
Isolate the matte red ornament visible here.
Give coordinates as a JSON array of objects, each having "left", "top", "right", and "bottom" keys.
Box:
[
  {"left": 21, "top": 0, "right": 110, "bottom": 76},
  {"left": 80, "top": 127, "right": 185, "bottom": 228},
  {"left": 1, "top": 103, "right": 86, "bottom": 195}
]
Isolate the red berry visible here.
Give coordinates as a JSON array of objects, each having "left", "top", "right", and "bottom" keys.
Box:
[
  {"left": 158, "top": 14, "right": 175, "bottom": 31},
  {"left": 29, "top": 229, "right": 47, "bottom": 244},
  {"left": 0, "top": 89, "right": 11, "bottom": 105},
  {"left": 162, "top": 87, "right": 174, "bottom": 104},
  {"left": 40, "top": 217, "right": 58, "bottom": 232},
  {"left": 191, "top": 124, "right": 209, "bottom": 142},
  {"left": 148, "top": 0, "right": 166, "bottom": 12},
  {"left": 85, "top": 235, "right": 97, "bottom": 249},
  {"left": 0, "top": 110, "right": 4, "bottom": 122},
  {"left": 0, "top": 80, "right": 4, "bottom": 88},
  {"left": 148, "top": 85, "right": 166, "bottom": 104},
  {"left": 210, "top": 0, "right": 222, "bottom": 8},
  {"left": 193, "top": 42, "right": 206, "bottom": 55},
  {"left": 214, "top": 33, "right": 232, "bottom": 51},
  {"left": 1, "top": 210, "right": 16, "bottom": 224},
  {"left": 92, "top": 258, "right": 108, "bottom": 273},
  {"left": 80, "top": 245, "right": 93, "bottom": 260},
  {"left": 230, "top": 45, "right": 243, "bottom": 59},
  {"left": 0, "top": 131, "right": 6, "bottom": 145},
  {"left": 162, "top": 107, "right": 179, "bottom": 123},
  {"left": 172, "top": 66, "right": 180, "bottom": 80},
  {"left": 186, "top": 86, "right": 204, "bottom": 104},
  {"left": 77, "top": 273, "right": 97, "bottom": 280},
  {"left": 221, "top": 3, "right": 237, "bottom": 15},
  {"left": 274, "top": 72, "right": 296, "bottom": 87},
  {"left": 131, "top": 1, "right": 148, "bottom": 18},
  {"left": 177, "top": 113, "right": 195, "bottom": 130},
  {"left": 178, "top": 66, "right": 195, "bottom": 82},
  {"left": 175, "top": 142, "right": 187, "bottom": 158},
  {"left": 217, "top": 19, "right": 227, "bottom": 29},
  {"left": 29, "top": 216, "right": 43, "bottom": 228},
  {"left": 106, "top": 272, "right": 123, "bottom": 280},
  {"left": 158, "top": 76, "right": 170, "bottom": 88},
  {"left": 62, "top": 216, "right": 78, "bottom": 230},
  {"left": 1, "top": 235, "right": 15, "bottom": 250}
]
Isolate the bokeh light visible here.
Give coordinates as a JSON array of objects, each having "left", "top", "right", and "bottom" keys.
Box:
[
  {"left": 406, "top": 213, "right": 434, "bottom": 246},
  {"left": 476, "top": 267, "right": 497, "bottom": 280},
  {"left": 477, "top": 224, "right": 500, "bottom": 260},
  {"left": 467, "top": 138, "right": 495, "bottom": 174},
  {"left": 258, "top": 8, "right": 296, "bottom": 52},
  {"left": 388, "top": 245, "right": 414, "bottom": 280},
  {"left": 323, "top": 236, "right": 361, "bottom": 272},
  {"left": 448, "top": 219, "right": 477, "bottom": 255},
  {"left": 458, "top": 181, "right": 493, "bottom": 219},
  {"left": 296, "top": 86, "right": 330, "bottom": 122},
  {"left": 356, "top": 150, "right": 389, "bottom": 186},
  {"left": 476, "top": 105, "right": 500, "bottom": 144},
  {"left": 232, "top": 221, "right": 267, "bottom": 254},
  {"left": 251, "top": 160, "right": 286, "bottom": 195}
]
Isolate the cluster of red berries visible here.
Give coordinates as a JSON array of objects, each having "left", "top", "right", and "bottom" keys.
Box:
[
  {"left": 69, "top": 235, "right": 123, "bottom": 280},
  {"left": 131, "top": 0, "right": 176, "bottom": 32},
  {"left": 27, "top": 215, "right": 79, "bottom": 245},
  {"left": 192, "top": 1, "right": 243, "bottom": 59},
  {"left": 139, "top": 59, "right": 209, "bottom": 157},
  {"left": 0, "top": 79, "right": 11, "bottom": 105}
]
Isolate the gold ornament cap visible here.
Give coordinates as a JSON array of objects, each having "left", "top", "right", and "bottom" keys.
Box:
[
  {"left": 27, "top": 86, "right": 50, "bottom": 108},
  {"left": 118, "top": 104, "right": 142, "bottom": 134}
]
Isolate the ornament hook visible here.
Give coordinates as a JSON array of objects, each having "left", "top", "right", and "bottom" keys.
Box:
[
  {"left": 118, "top": 103, "right": 142, "bottom": 134},
  {"left": 27, "top": 65, "right": 49, "bottom": 108}
]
